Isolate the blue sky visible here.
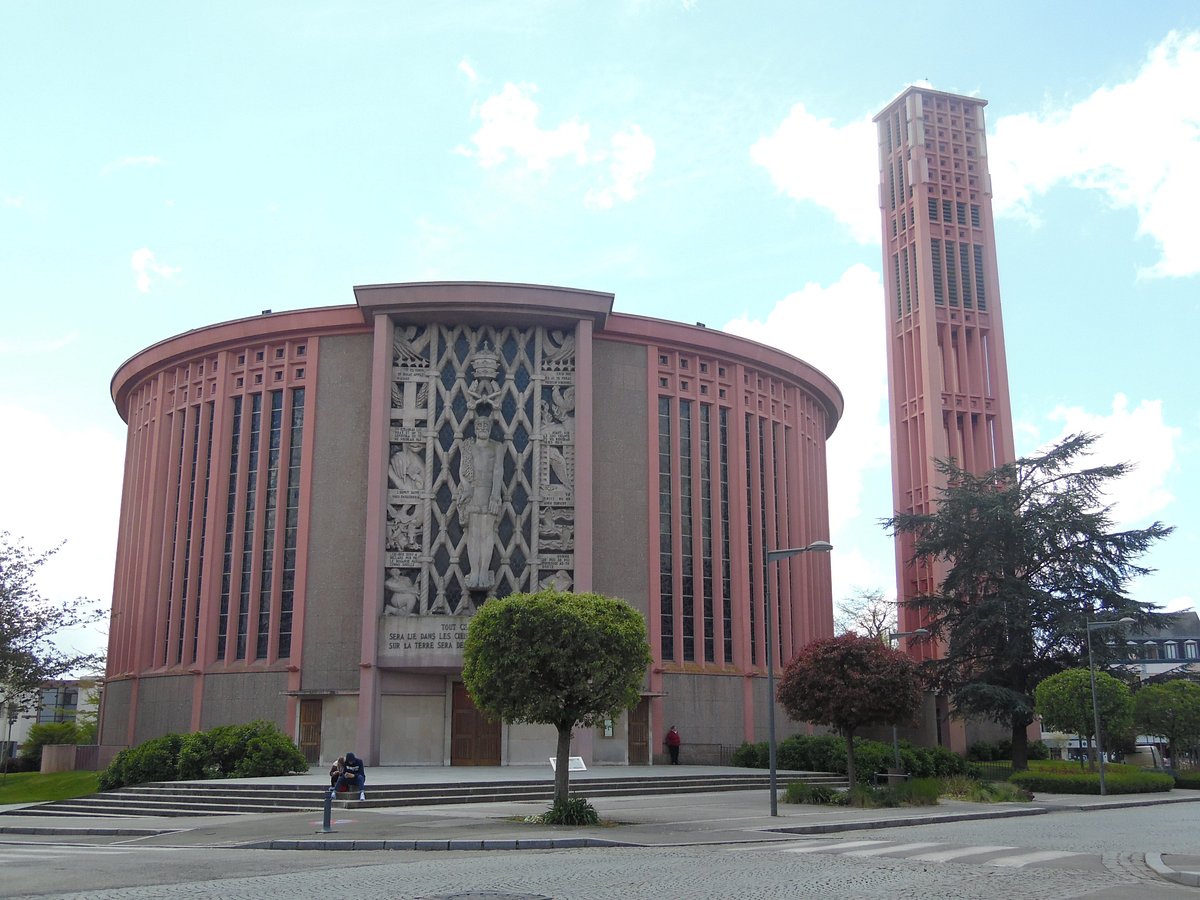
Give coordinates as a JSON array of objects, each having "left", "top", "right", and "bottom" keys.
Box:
[{"left": 2, "top": 1, "right": 1197, "bottom": 659}]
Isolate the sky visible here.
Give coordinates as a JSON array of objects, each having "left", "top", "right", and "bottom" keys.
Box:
[{"left": 2, "top": 1, "right": 1198, "bottom": 661}]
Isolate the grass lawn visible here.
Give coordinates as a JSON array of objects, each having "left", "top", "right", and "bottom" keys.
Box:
[{"left": 0, "top": 770, "right": 99, "bottom": 804}]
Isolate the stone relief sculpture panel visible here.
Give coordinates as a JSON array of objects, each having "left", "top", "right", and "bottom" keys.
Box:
[{"left": 381, "top": 323, "right": 577, "bottom": 620}]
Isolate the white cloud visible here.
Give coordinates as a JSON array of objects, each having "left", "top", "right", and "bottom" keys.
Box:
[
  {"left": 989, "top": 30, "right": 1200, "bottom": 278},
  {"left": 0, "top": 330, "right": 79, "bottom": 355},
  {"left": 0, "top": 403, "right": 125, "bottom": 658},
  {"left": 750, "top": 104, "right": 878, "bottom": 243},
  {"left": 1033, "top": 393, "right": 1180, "bottom": 525},
  {"left": 725, "top": 263, "right": 890, "bottom": 541},
  {"left": 467, "top": 83, "right": 590, "bottom": 171},
  {"left": 584, "top": 124, "right": 656, "bottom": 210},
  {"left": 101, "top": 155, "right": 162, "bottom": 175},
  {"left": 458, "top": 58, "right": 478, "bottom": 84},
  {"left": 4, "top": 195, "right": 24, "bottom": 208},
  {"left": 131, "top": 247, "right": 181, "bottom": 293},
  {"left": 463, "top": 82, "right": 654, "bottom": 209}
]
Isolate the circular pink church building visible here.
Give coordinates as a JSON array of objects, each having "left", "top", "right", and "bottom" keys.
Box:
[{"left": 100, "top": 283, "right": 842, "bottom": 767}]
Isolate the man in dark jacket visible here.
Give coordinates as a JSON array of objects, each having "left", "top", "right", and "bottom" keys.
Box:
[{"left": 334, "top": 751, "right": 366, "bottom": 800}]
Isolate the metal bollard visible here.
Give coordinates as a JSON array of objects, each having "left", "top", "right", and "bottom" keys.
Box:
[{"left": 322, "top": 787, "right": 334, "bottom": 833}]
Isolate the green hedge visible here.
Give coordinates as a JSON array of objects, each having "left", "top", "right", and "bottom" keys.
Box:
[
  {"left": 732, "top": 735, "right": 973, "bottom": 780},
  {"left": 1011, "top": 765, "right": 1174, "bottom": 795},
  {"left": 1174, "top": 771, "right": 1200, "bottom": 790},
  {"left": 99, "top": 721, "right": 307, "bottom": 790}
]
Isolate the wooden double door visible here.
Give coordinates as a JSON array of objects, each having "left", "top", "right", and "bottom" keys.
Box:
[{"left": 450, "top": 682, "right": 500, "bottom": 765}]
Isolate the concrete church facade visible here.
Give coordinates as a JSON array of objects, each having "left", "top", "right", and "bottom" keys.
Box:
[{"left": 99, "top": 282, "right": 841, "bottom": 767}]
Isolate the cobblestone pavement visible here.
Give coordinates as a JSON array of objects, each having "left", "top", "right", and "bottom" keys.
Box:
[{"left": 5, "top": 844, "right": 1196, "bottom": 900}]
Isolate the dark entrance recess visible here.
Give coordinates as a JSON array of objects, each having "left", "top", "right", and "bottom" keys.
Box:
[
  {"left": 451, "top": 682, "right": 501, "bottom": 765},
  {"left": 628, "top": 697, "right": 650, "bottom": 764},
  {"left": 298, "top": 699, "right": 322, "bottom": 765}
]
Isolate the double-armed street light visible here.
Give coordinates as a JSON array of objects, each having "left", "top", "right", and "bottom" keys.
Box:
[
  {"left": 887, "top": 628, "right": 929, "bottom": 773},
  {"left": 764, "top": 540, "right": 833, "bottom": 816},
  {"left": 1086, "top": 616, "right": 1136, "bottom": 796}
]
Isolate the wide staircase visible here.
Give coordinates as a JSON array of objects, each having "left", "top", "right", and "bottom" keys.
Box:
[{"left": 1, "top": 771, "right": 848, "bottom": 819}]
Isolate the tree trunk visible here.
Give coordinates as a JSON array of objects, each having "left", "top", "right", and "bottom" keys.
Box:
[
  {"left": 1010, "top": 716, "right": 1029, "bottom": 772},
  {"left": 553, "top": 724, "right": 573, "bottom": 805},
  {"left": 845, "top": 728, "right": 857, "bottom": 792}
]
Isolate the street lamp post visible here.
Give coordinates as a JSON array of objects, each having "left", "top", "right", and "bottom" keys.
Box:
[
  {"left": 764, "top": 540, "right": 833, "bottom": 816},
  {"left": 886, "top": 629, "right": 929, "bottom": 773},
  {"left": 1085, "top": 616, "right": 1135, "bottom": 796}
]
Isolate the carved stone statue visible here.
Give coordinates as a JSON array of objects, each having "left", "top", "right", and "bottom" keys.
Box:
[
  {"left": 457, "top": 407, "right": 505, "bottom": 591},
  {"left": 389, "top": 444, "right": 424, "bottom": 493},
  {"left": 384, "top": 570, "right": 420, "bottom": 615}
]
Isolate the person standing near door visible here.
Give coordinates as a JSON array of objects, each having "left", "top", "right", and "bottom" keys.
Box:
[{"left": 664, "top": 725, "right": 681, "bottom": 765}]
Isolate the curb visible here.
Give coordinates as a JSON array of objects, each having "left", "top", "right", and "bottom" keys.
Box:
[
  {"left": 764, "top": 805, "right": 1047, "bottom": 834},
  {"left": 1146, "top": 853, "right": 1200, "bottom": 889},
  {"left": 240, "top": 837, "right": 631, "bottom": 851},
  {"left": 0, "top": 825, "right": 180, "bottom": 837}
]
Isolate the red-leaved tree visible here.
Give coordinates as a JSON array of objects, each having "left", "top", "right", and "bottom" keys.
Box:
[{"left": 776, "top": 634, "right": 922, "bottom": 789}]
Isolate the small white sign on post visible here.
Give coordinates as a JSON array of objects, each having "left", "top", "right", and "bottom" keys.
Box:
[{"left": 548, "top": 756, "right": 587, "bottom": 771}]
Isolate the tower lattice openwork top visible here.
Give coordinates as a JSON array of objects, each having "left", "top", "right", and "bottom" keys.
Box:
[{"left": 875, "top": 87, "right": 1018, "bottom": 655}]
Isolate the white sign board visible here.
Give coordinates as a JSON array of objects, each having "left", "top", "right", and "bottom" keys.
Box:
[{"left": 548, "top": 756, "right": 587, "bottom": 771}]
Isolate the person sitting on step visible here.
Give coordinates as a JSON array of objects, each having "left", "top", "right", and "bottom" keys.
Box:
[{"left": 333, "top": 751, "right": 366, "bottom": 800}]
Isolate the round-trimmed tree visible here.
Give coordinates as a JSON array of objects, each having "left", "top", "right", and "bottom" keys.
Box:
[
  {"left": 1135, "top": 680, "right": 1200, "bottom": 768},
  {"left": 1034, "top": 668, "right": 1134, "bottom": 767},
  {"left": 462, "top": 590, "right": 651, "bottom": 804},
  {"left": 776, "top": 634, "right": 922, "bottom": 789}
]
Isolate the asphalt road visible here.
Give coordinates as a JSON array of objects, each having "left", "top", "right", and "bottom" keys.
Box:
[{"left": 2, "top": 804, "right": 1197, "bottom": 899}]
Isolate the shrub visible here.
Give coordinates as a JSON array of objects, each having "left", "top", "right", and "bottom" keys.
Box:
[
  {"left": 777, "top": 734, "right": 845, "bottom": 772},
  {"left": 99, "top": 733, "right": 184, "bottom": 790},
  {"left": 540, "top": 796, "right": 600, "bottom": 825},
  {"left": 0, "top": 754, "right": 40, "bottom": 773},
  {"left": 731, "top": 741, "right": 768, "bottom": 768},
  {"left": 941, "top": 775, "right": 1031, "bottom": 802},
  {"left": 784, "top": 781, "right": 847, "bottom": 805},
  {"left": 1173, "top": 771, "right": 1200, "bottom": 790},
  {"left": 98, "top": 721, "right": 307, "bottom": 789},
  {"left": 968, "top": 741, "right": 1000, "bottom": 762},
  {"left": 1027, "top": 740, "right": 1051, "bottom": 761},
  {"left": 926, "top": 745, "right": 973, "bottom": 778},
  {"left": 20, "top": 722, "right": 80, "bottom": 765},
  {"left": 229, "top": 721, "right": 307, "bottom": 778},
  {"left": 1011, "top": 764, "right": 1174, "bottom": 795}
]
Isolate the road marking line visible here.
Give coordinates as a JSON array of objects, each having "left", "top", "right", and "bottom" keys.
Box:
[
  {"left": 910, "top": 845, "right": 1018, "bottom": 862},
  {"left": 782, "top": 840, "right": 889, "bottom": 853},
  {"left": 989, "top": 850, "right": 1085, "bottom": 867},
  {"left": 841, "top": 841, "right": 944, "bottom": 857}
]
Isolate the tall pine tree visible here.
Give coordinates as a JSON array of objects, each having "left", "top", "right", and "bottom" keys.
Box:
[{"left": 885, "top": 434, "right": 1172, "bottom": 769}]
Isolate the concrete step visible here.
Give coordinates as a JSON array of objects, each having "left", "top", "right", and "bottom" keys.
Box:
[{"left": 2, "top": 771, "right": 847, "bottom": 819}]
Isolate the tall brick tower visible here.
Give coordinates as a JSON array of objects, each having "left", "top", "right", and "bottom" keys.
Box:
[{"left": 875, "top": 88, "right": 1017, "bottom": 747}]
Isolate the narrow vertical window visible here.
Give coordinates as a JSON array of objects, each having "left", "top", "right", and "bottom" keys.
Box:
[
  {"left": 960, "top": 242, "right": 974, "bottom": 309},
  {"left": 973, "top": 244, "right": 987, "bottom": 311},
  {"left": 699, "top": 404, "right": 714, "bottom": 664},
  {"left": 177, "top": 406, "right": 201, "bottom": 665},
  {"left": 163, "top": 411, "right": 187, "bottom": 666},
  {"left": 192, "top": 402, "right": 214, "bottom": 663},
  {"left": 719, "top": 408, "right": 732, "bottom": 664},
  {"left": 255, "top": 391, "right": 283, "bottom": 659},
  {"left": 658, "top": 397, "right": 674, "bottom": 661},
  {"left": 758, "top": 418, "right": 770, "bottom": 667},
  {"left": 278, "top": 388, "right": 304, "bottom": 659},
  {"left": 218, "top": 397, "right": 243, "bottom": 659},
  {"left": 945, "top": 241, "right": 959, "bottom": 306},
  {"left": 236, "top": 393, "right": 263, "bottom": 660},
  {"left": 745, "top": 413, "right": 757, "bottom": 665},
  {"left": 931, "top": 239, "right": 944, "bottom": 305},
  {"left": 679, "top": 400, "right": 694, "bottom": 662}
]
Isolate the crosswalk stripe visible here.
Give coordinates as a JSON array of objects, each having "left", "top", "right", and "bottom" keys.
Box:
[
  {"left": 841, "top": 841, "right": 943, "bottom": 857},
  {"left": 910, "top": 845, "right": 1017, "bottom": 862},
  {"left": 988, "top": 849, "right": 1084, "bottom": 867},
  {"left": 782, "top": 840, "right": 889, "bottom": 853}
]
